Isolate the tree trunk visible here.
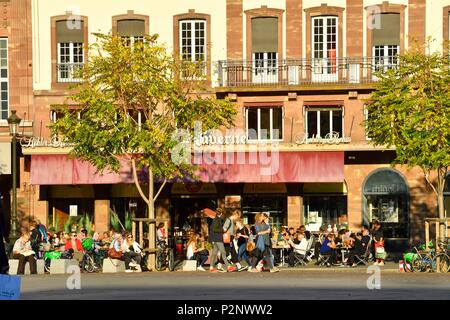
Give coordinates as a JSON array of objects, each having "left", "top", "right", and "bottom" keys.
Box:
[
  {"left": 437, "top": 168, "right": 446, "bottom": 243},
  {"left": 147, "top": 168, "right": 156, "bottom": 271}
]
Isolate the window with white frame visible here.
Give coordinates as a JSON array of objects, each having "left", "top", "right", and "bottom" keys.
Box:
[
  {"left": 306, "top": 107, "right": 343, "bottom": 139},
  {"left": 312, "top": 16, "right": 338, "bottom": 77},
  {"left": 252, "top": 17, "right": 278, "bottom": 82},
  {"left": 180, "top": 20, "right": 206, "bottom": 78},
  {"left": 372, "top": 13, "right": 400, "bottom": 72},
  {"left": 117, "top": 19, "right": 145, "bottom": 47},
  {"left": 56, "top": 20, "right": 84, "bottom": 82},
  {"left": 0, "top": 38, "right": 7, "bottom": 120},
  {"left": 246, "top": 107, "right": 283, "bottom": 141}
]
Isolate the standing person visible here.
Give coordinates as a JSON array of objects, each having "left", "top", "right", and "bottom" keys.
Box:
[
  {"left": 372, "top": 220, "right": 386, "bottom": 266},
  {"left": 29, "top": 221, "right": 42, "bottom": 258},
  {"left": 121, "top": 233, "right": 142, "bottom": 272},
  {"left": 208, "top": 208, "right": 236, "bottom": 273},
  {"left": 223, "top": 210, "right": 245, "bottom": 271},
  {"left": 157, "top": 223, "right": 166, "bottom": 245},
  {"left": 250, "top": 213, "right": 279, "bottom": 273},
  {"left": 235, "top": 219, "right": 251, "bottom": 269},
  {"left": 12, "top": 231, "right": 37, "bottom": 275},
  {"left": 0, "top": 204, "right": 8, "bottom": 274}
]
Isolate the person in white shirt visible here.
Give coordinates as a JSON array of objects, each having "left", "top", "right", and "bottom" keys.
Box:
[
  {"left": 121, "top": 234, "right": 143, "bottom": 272},
  {"left": 13, "top": 231, "right": 37, "bottom": 274},
  {"left": 288, "top": 233, "right": 308, "bottom": 267}
]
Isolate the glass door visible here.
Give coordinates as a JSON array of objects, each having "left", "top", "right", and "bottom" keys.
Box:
[{"left": 312, "top": 16, "right": 338, "bottom": 82}]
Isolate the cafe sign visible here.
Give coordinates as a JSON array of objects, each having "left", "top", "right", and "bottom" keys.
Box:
[
  {"left": 296, "top": 133, "right": 351, "bottom": 145},
  {"left": 20, "top": 136, "right": 76, "bottom": 149}
]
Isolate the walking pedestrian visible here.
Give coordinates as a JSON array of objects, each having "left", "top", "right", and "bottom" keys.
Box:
[{"left": 208, "top": 208, "right": 236, "bottom": 273}]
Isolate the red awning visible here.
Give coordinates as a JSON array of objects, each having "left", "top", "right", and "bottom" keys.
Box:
[{"left": 29, "top": 151, "right": 344, "bottom": 185}]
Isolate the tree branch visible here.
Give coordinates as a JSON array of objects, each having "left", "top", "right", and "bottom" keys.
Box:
[
  {"left": 153, "top": 179, "right": 167, "bottom": 202},
  {"left": 131, "top": 158, "right": 150, "bottom": 205},
  {"left": 423, "top": 168, "right": 438, "bottom": 196}
]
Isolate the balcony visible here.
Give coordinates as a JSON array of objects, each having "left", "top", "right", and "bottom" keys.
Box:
[
  {"left": 216, "top": 57, "right": 398, "bottom": 88},
  {"left": 56, "top": 63, "right": 84, "bottom": 83}
]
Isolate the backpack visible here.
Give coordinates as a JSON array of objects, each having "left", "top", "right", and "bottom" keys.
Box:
[{"left": 212, "top": 217, "right": 224, "bottom": 234}]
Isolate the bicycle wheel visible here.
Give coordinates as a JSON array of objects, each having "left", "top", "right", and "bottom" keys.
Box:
[
  {"left": 168, "top": 248, "right": 175, "bottom": 272},
  {"left": 155, "top": 250, "right": 166, "bottom": 271},
  {"left": 434, "top": 253, "right": 450, "bottom": 273},
  {"left": 84, "top": 255, "right": 96, "bottom": 273},
  {"left": 411, "top": 256, "right": 424, "bottom": 272},
  {"left": 44, "top": 259, "right": 51, "bottom": 273}
]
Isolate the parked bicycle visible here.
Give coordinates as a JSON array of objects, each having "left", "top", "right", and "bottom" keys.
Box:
[
  {"left": 410, "top": 246, "right": 436, "bottom": 272},
  {"left": 155, "top": 240, "right": 175, "bottom": 271}
]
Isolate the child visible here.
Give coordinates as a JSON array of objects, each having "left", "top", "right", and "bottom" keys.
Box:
[{"left": 372, "top": 220, "right": 386, "bottom": 266}]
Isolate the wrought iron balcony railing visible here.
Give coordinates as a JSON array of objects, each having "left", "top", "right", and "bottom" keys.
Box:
[
  {"left": 56, "top": 63, "right": 84, "bottom": 83},
  {"left": 216, "top": 57, "right": 398, "bottom": 87}
]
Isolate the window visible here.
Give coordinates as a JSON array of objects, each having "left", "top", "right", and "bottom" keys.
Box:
[
  {"left": 306, "top": 107, "right": 343, "bottom": 139},
  {"left": 180, "top": 20, "right": 206, "bottom": 78},
  {"left": 0, "top": 39, "right": 7, "bottom": 120},
  {"left": 56, "top": 20, "right": 84, "bottom": 82},
  {"left": 117, "top": 19, "right": 145, "bottom": 46},
  {"left": 311, "top": 16, "right": 337, "bottom": 80},
  {"left": 246, "top": 107, "right": 283, "bottom": 141},
  {"left": 372, "top": 14, "right": 400, "bottom": 73},
  {"left": 252, "top": 17, "right": 278, "bottom": 83}
]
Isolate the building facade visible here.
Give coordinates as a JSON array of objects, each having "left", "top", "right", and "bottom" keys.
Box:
[{"left": 2, "top": 0, "right": 450, "bottom": 251}]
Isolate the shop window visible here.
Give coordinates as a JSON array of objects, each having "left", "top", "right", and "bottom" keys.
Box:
[
  {"left": 303, "top": 196, "right": 347, "bottom": 231},
  {"left": 252, "top": 17, "right": 278, "bottom": 83},
  {"left": 311, "top": 16, "right": 337, "bottom": 82},
  {"left": 0, "top": 38, "right": 7, "bottom": 120},
  {"left": 117, "top": 19, "right": 145, "bottom": 46},
  {"left": 306, "top": 107, "right": 343, "bottom": 139},
  {"left": 363, "top": 169, "right": 409, "bottom": 238},
  {"left": 246, "top": 107, "right": 283, "bottom": 141},
  {"left": 56, "top": 20, "right": 84, "bottom": 82},
  {"left": 180, "top": 19, "right": 206, "bottom": 78},
  {"left": 372, "top": 14, "right": 399, "bottom": 74},
  {"left": 242, "top": 196, "right": 286, "bottom": 231}
]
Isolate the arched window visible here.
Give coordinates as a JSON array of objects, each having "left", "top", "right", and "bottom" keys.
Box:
[{"left": 362, "top": 168, "right": 409, "bottom": 238}]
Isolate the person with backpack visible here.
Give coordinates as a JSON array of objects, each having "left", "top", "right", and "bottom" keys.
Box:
[
  {"left": 208, "top": 208, "right": 236, "bottom": 273},
  {"left": 29, "top": 221, "right": 42, "bottom": 258}
]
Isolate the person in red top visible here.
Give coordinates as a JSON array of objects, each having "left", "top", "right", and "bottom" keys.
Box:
[{"left": 64, "top": 232, "right": 85, "bottom": 265}]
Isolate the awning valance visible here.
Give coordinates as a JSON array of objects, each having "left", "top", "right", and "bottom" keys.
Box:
[{"left": 29, "top": 151, "right": 344, "bottom": 185}]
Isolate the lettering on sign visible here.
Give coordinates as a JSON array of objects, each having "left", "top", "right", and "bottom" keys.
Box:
[
  {"left": 20, "top": 136, "right": 76, "bottom": 148},
  {"left": 296, "top": 132, "right": 351, "bottom": 145}
]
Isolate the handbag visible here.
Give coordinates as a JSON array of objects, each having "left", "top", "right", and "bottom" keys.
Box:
[
  {"left": 223, "top": 231, "right": 231, "bottom": 244},
  {"left": 0, "top": 274, "right": 21, "bottom": 300},
  {"left": 107, "top": 248, "right": 123, "bottom": 260}
]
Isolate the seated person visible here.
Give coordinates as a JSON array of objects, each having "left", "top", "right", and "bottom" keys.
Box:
[
  {"left": 347, "top": 226, "right": 371, "bottom": 267},
  {"left": 13, "top": 231, "right": 37, "bottom": 275},
  {"left": 121, "top": 233, "right": 143, "bottom": 272},
  {"left": 288, "top": 233, "right": 308, "bottom": 267},
  {"left": 277, "top": 227, "right": 289, "bottom": 243},
  {"left": 186, "top": 233, "right": 208, "bottom": 271},
  {"left": 298, "top": 225, "right": 311, "bottom": 240},
  {"left": 64, "top": 232, "right": 85, "bottom": 265},
  {"left": 318, "top": 233, "right": 338, "bottom": 267}
]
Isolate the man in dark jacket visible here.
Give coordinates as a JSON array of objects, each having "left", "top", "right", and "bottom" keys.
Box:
[
  {"left": 0, "top": 201, "right": 9, "bottom": 274},
  {"left": 208, "top": 208, "right": 236, "bottom": 273}
]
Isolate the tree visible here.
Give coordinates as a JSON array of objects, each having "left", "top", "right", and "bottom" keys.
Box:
[
  {"left": 365, "top": 42, "right": 450, "bottom": 239},
  {"left": 51, "top": 33, "right": 236, "bottom": 269}
]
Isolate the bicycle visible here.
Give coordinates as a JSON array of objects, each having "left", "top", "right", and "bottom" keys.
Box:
[
  {"left": 410, "top": 247, "right": 436, "bottom": 272},
  {"left": 434, "top": 240, "right": 450, "bottom": 273},
  {"left": 155, "top": 240, "right": 175, "bottom": 271}
]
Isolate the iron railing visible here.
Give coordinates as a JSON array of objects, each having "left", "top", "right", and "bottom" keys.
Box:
[{"left": 216, "top": 57, "right": 398, "bottom": 87}]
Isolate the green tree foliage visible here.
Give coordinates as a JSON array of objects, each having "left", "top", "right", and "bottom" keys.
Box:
[
  {"left": 365, "top": 42, "right": 450, "bottom": 236},
  {"left": 50, "top": 33, "right": 236, "bottom": 269}
]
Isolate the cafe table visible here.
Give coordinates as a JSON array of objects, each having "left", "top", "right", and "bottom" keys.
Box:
[{"left": 272, "top": 242, "right": 291, "bottom": 267}]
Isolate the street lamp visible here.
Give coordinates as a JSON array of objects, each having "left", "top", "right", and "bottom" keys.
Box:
[{"left": 7, "top": 110, "right": 21, "bottom": 247}]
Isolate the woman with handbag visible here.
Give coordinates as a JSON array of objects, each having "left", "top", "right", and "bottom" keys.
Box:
[
  {"left": 250, "top": 213, "right": 279, "bottom": 273},
  {"left": 223, "top": 210, "right": 245, "bottom": 271},
  {"left": 108, "top": 232, "right": 123, "bottom": 260}
]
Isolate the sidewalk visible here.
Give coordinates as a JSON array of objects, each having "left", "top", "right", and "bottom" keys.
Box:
[{"left": 279, "top": 261, "right": 400, "bottom": 272}]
